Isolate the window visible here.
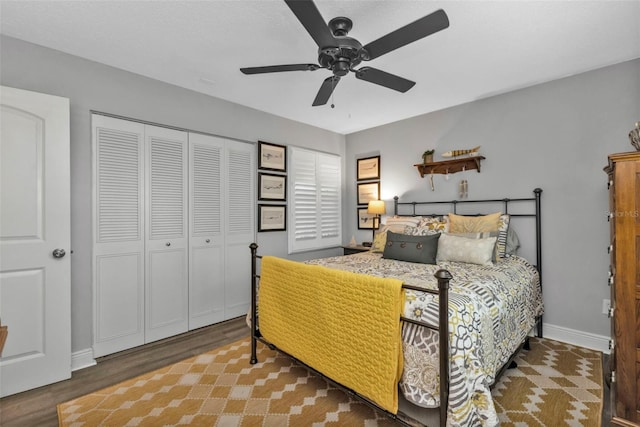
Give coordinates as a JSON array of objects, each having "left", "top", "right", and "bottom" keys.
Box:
[{"left": 288, "top": 147, "right": 341, "bottom": 253}]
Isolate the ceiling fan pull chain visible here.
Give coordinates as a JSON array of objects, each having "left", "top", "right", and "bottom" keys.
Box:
[{"left": 331, "top": 77, "right": 335, "bottom": 108}]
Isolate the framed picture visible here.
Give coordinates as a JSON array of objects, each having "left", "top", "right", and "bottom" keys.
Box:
[
  {"left": 258, "top": 173, "right": 287, "bottom": 201},
  {"left": 357, "top": 207, "right": 380, "bottom": 230},
  {"left": 357, "top": 181, "right": 380, "bottom": 205},
  {"left": 258, "top": 204, "right": 286, "bottom": 232},
  {"left": 258, "top": 141, "right": 287, "bottom": 172},
  {"left": 357, "top": 156, "right": 380, "bottom": 181}
]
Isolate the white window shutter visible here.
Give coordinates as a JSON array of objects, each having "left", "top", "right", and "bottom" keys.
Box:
[{"left": 288, "top": 147, "right": 341, "bottom": 253}]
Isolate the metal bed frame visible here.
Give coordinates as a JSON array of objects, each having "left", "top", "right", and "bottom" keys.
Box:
[{"left": 249, "top": 188, "right": 543, "bottom": 427}]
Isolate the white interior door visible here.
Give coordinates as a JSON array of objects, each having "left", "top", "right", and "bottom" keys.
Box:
[
  {"left": 188, "top": 133, "right": 225, "bottom": 330},
  {"left": 145, "top": 125, "right": 188, "bottom": 343},
  {"left": 0, "top": 86, "right": 71, "bottom": 397}
]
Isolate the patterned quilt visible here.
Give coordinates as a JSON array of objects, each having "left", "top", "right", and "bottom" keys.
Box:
[{"left": 305, "top": 252, "right": 543, "bottom": 427}]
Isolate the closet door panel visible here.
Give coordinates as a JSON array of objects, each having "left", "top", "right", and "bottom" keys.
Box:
[
  {"left": 92, "top": 115, "right": 144, "bottom": 357},
  {"left": 145, "top": 125, "right": 188, "bottom": 343},
  {"left": 188, "top": 133, "right": 225, "bottom": 329},
  {"left": 225, "top": 143, "right": 255, "bottom": 318}
]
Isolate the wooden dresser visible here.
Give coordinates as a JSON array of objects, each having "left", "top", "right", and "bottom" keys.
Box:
[{"left": 605, "top": 151, "right": 640, "bottom": 426}]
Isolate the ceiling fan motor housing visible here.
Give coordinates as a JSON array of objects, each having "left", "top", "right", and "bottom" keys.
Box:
[{"left": 318, "top": 17, "right": 365, "bottom": 77}]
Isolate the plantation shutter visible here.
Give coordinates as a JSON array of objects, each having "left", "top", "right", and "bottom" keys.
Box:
[{"left": 288, "top": 147, "right": 341, "bottom": 253}]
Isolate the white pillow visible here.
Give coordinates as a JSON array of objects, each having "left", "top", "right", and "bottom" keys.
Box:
[{"left": 436, "top": 233, "right": 496, "bottom": 266}]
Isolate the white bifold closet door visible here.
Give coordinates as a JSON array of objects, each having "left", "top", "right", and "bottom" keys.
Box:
[
  {"left": 188, "top": 133, "right": 254, "bottom": 328},
  {"left": 144, "top": 126, "right": 189, "bottom": 344},
  {"left": 93, "top": 115, "right": 145, "bottom": 357},
  {"left": 93, "top": 115, "right": 254, "bottom": 357}
]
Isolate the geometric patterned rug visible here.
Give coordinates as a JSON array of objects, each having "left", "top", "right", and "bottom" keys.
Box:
[
  {"left": 58, "top": 337, "right": 603, "bottom": 427},
  {"left": 492, "top": 337, "right": 603, "bottom": 427}
]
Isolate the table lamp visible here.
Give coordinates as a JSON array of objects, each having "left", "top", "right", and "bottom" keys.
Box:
[{"left": 367, "top": 200, "right": 386, "bottom": 245}]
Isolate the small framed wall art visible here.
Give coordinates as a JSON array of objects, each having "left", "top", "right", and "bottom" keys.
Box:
[
  {"left": 258, "top": 173, "right": 287, "bottom": 201},
  {"left": 357, "top": 155, "right": 380, "bottom": 181},
  {"left": 258, "top": 141, "right": 287, "bottom": 172},
  {"left": 357, "top": 207, "right": 378, "bottom": 230},
  {"left": 357, "top": 181, "right": 380, "bottom": 205},
  {"left": 258, "top": 204, "right": 286, "bottom": 232}
]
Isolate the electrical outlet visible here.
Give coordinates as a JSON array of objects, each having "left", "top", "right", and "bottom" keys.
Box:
[{"left": 602, "top": 299, "right": 611, "bottom": 315}]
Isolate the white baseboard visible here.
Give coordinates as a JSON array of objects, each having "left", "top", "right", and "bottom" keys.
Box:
[
  {"left": 71, "top": 348, "right": 96, "bottom": 372},
  {"left": 542, "top": 323, "right": 610, "bottom": 354}
]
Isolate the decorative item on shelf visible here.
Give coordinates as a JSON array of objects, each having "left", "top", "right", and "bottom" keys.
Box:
[
  {"left": 413, "top": 156, "right": 485, "bottom": 177},
  {"left": 629, "top": 122, "right": 640, "bottom": 151},
  {"left": 349, "top": 236, "right": 357, "bottom": 247},
  {"left": 422, "top": 149, "right": 435, "bottom": 164},
  {"left": 367, "top": 199, "right": 386, "bottom": 245},
  {"left": 442, "top": 145, "right": 480, "bottom": 158}
]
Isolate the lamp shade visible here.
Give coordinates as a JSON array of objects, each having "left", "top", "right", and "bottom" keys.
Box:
[{"left": 367, "top": 200, "right": 386, "bottom": 215}]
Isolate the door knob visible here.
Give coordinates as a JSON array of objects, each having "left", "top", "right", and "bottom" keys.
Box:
[{"left": 52, "top": 248, "right": 66, "bottom": 258}]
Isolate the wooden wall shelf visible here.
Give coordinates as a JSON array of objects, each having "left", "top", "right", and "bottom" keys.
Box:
[{"left": 414, "top": 156, "right": 485, "bottom": 177}]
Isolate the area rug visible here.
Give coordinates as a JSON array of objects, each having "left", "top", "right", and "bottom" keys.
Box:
[
  {"left": 492, "top": 337, "right": 603, "bottom": 426},
  {"left": 58, "top": 337, "right": 603, "bottom": 426}
]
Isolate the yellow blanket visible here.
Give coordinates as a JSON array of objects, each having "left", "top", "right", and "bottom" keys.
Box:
[{"left": 259, "top": 256, "right": 404, "bottom": 414}]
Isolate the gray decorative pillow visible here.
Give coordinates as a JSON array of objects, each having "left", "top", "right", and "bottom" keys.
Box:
[{"left": 382, "top": 232, "right": 440, "bottom": 264}]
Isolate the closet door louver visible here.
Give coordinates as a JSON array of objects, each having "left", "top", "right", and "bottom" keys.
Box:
[
  {"left": 92, "top": 116, "right": 145, "bottom": 357},
  {"left": 188, "top": 133, "right": 225, "bottom": 329},
  {"left": 224, "top": 143, "right": 255, "bottom": 318},
  {"left": 144, "top": 125, "right": 188, "bottom": 343}
]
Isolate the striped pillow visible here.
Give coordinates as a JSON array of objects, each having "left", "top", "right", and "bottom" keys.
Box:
[{"left": 381, "top": 216, "right": 423, "bottom": 234}]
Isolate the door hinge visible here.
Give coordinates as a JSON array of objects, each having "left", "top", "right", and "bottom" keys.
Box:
[{"left": 610, "top": 370, "right": 616, "bottom": 383}]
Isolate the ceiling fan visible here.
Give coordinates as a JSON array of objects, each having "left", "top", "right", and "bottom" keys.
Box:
[{"left": 240, "top": 0, "right": 449, "bottom": 107}]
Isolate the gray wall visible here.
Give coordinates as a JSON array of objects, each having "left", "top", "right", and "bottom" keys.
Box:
[
  {"left": 2, "top": 33, "right": 638, "bottom": 353},
  {"left": 0, "top": 35, "right": 346, "bottom": 354},
  {"left": 345, "top": 58, "right": 640, "bottom": 339}
]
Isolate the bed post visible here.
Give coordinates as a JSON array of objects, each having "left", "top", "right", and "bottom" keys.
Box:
[
  {"left": 534, "top": 188, "right": 543, "bottom": 338},
  {"left": 394, "top": 195, "right": 399, "bottom": 215},
  {"left": 435, "top": 269, "right": 452, "bottom": 427},
  {"left": 250, "top": 243, "right": 259, "bottom": 364}
]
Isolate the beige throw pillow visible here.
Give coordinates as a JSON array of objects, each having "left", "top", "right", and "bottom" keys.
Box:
[{"left": 448, "top": 212, "right": 502, "bottom": 233}]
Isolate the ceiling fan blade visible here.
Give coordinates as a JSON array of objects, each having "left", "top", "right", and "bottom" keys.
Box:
[
  {"left": 355, "top": 67, "right": 415, "bottom": 92},
  {"left": 312, "top": 76, "right": 340, "bottom": 106},
  {"left": 363, "top": 9, "right": 449, "bottom": 61},
  {"left": 284, "top": 0, "right": 337, "bottom": 48},
  {"left": 241, "top": 64, "right": 320, "bottom": 74}
]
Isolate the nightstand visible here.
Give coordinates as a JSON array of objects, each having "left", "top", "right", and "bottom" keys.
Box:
[{"left": 341, "top": 245, "right": 370, "bottom": 255}]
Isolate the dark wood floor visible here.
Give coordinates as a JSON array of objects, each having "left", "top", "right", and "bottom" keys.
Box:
[
  {"left": 0, "top": 316, "right": 249, "bottom": 427},
  {"left": 0, "top": 318, "right": 611, "bottom": 426}
]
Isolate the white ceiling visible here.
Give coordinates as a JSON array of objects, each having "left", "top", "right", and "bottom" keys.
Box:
[{"left": 1, "top": 0, "right": 639, "bottom": 134}]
